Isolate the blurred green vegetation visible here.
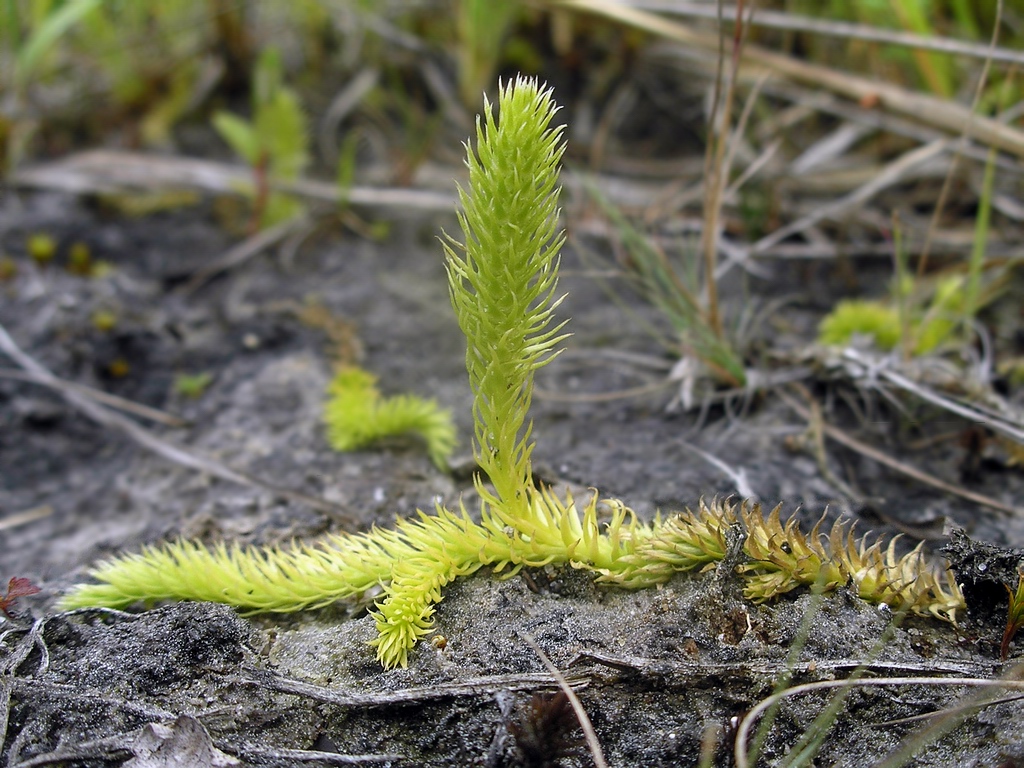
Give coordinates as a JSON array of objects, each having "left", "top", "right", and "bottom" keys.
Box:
[
  {"left": 784, "top": 0, "right": 1015, "bottom": 101},
  {"left": 2, "top": 0, "right": 1020, "bottom": 384},
  {"left": 4, "top": 0, "right": 1018, "bottom": 170},
  {"left": 213, "top": 46, "right": 309, "bottom": 229}
]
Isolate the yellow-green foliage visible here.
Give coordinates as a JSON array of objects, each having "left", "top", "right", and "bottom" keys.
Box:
[
  {"left": 818, "top": 300, "right": 902, "bottom": 351},
  {"left": 61, "top": 495, "right": 964, "bottom": 667},
  {"left": 818, "top": 279, "right": 963, "bottom": 355},
  {"left": 60, "top": 78, "right": 965, "bottom": 670},
  {"left": 91, "top": 309, "right": 117, "bottom": 332},
  {"left": 60, "top": 486, "right": 640, "bottom": 668},
  {"left": 443, "top": 75, "right": 568, "bottom": 521},
  {"left": 324, "top": 366, "right": 456, "bottom": 471},
  {"left": 599, "top": 500, "right": 962, "bottom": 623}
]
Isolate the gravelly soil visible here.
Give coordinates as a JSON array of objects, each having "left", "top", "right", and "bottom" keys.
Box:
[{"left": 1, "top": 188, "right": 1023, "bottom": 767}]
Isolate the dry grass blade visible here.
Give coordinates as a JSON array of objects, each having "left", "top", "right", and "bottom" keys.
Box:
[
  {"left": 734, "top": 675, "right": 1024, "bottom": 768},
  {"left": 697, "top": 0, "right": 744, "bottom": 340},
  {"left": 254, "top": 668, "right": 591, "bottom": 709},
  {"left": 840, "top": 349, "right": 1024, "bottom": 444},
  {"left": 520, "top": 632, "right": 609, "bottom": 768},
  {"left": 583, "top": 181, "right": 747, "bottom": 386},
  {"left": 917, "top": 0, "right": 1004, "bottom": 279},
  {"left": 751, "top": 139, "right": 950, "bottom": 255},
  {"left": 231, "top": 746, "right": 401, "bottom": 765},
  {"left": 780, "top": 387, "right": 1020, "bottom": 517},
  {"left": 551, "top": 0, "right": 1024, "bottom": 157},
  {"left": 318, "top": 67, "right": 380, "bottom": 167},
  {"left": 0, "top": 368, "right": 187, "bottom": 427},
  {"left": 864, "top": 660, "right": 1024, "bottom": 768},
  {"left": 870, "top": 693, "right": 1024, "bottom": 727},
  {"left": 6, "top": 716, "right": 401, "bottom": 766},
  {"left": 0, "top": 506, "right": 53, "bottom": 532},
  {"left": 576, "top": 650, "right": 1000, "bottom": 679}
]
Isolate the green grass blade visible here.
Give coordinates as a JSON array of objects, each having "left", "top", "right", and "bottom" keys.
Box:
[
  {"left": 15, "top": 0, "right": 101, "bottom": 90},
  {"left": 964, "top": 145, "right": 997, "bottom": 338}
]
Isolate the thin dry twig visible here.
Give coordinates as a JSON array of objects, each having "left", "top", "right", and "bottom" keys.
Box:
[
  {"left": 698, "top": 0, "right": 753, "bottom": 338},
  {"left": 250, "top": 668, "right": 590, "bottom": 709},
  {"left": 840, "top": 348, "right": 1024, "bottom": 444},
  {"left": 181, "top": 213, "right": 310, "bottom": 294},
  {"left": 8, "top": 714, "right": 400, "bottom": 767},
  {"left": 520, "top": 632, "right": 609, "bottom": 768},
  {"left": 728, "top": 237, "right": 1022, "bottom": 261},
  {"left": 0, "top": 368, "right": 187, "bottom": 427},
  {"left": 779, "top": 386, "right": 1020, "bottom": 517},
  {"left": 0, "top": 506, "right": 53, "bottom": 532},
  {"left": 751, "top": 77, "right": 1022, "bottom": 180},
  {"left": 626, "top": 2, "right": 1024, "bottom": 66},
  {"left": 319, "top": 67, "right": 380, "bottom": 167},
  {"left": 750, "top": 138, "right": 950, "bottom": 255},
  {"left": 0, "top": 322, "right": 353, "bottom": 522},
  {"left": 10, "top": 678, "right": 176, "bottom": 723},
  {"left": 574, "top": 650, "right": 1002, "bottom": 681},
  {"left": 0, "top": 618, "right": 53, "bottom": 756},
  {"left": 230, "top": 746, "right": 400, "bottom": 765},
  {"left": 870, "top": 693, "right": 1024, "bottom": 727},
  {"left": 917, "top": 0, "right": 1004, "bottom": 278}
]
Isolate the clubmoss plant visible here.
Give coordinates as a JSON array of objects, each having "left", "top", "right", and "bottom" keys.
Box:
[
  {"left": 59, "top": 77, "right": 965, "bottom": 669},
  {"left": 595, "top": 499, "right": 962, "bottom": 623},
  {"left": 323, "top": 365, "right": 457, "bottom": 470},
  {"left": 443, "top": 75, "right": 569, "bottom": 522}
]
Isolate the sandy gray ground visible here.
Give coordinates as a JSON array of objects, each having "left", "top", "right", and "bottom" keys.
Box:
[{"left": 1, "top": 189, "right": 1023, "bottom": 766}]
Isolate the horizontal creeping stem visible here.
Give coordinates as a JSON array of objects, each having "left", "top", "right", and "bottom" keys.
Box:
[{"left": 60, "top": 496, "right": 964, "bottom": 668}]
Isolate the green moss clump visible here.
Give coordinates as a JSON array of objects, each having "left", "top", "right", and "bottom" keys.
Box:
[{"left": 818, "top": 299, "right": 902, "bottom": 350}]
